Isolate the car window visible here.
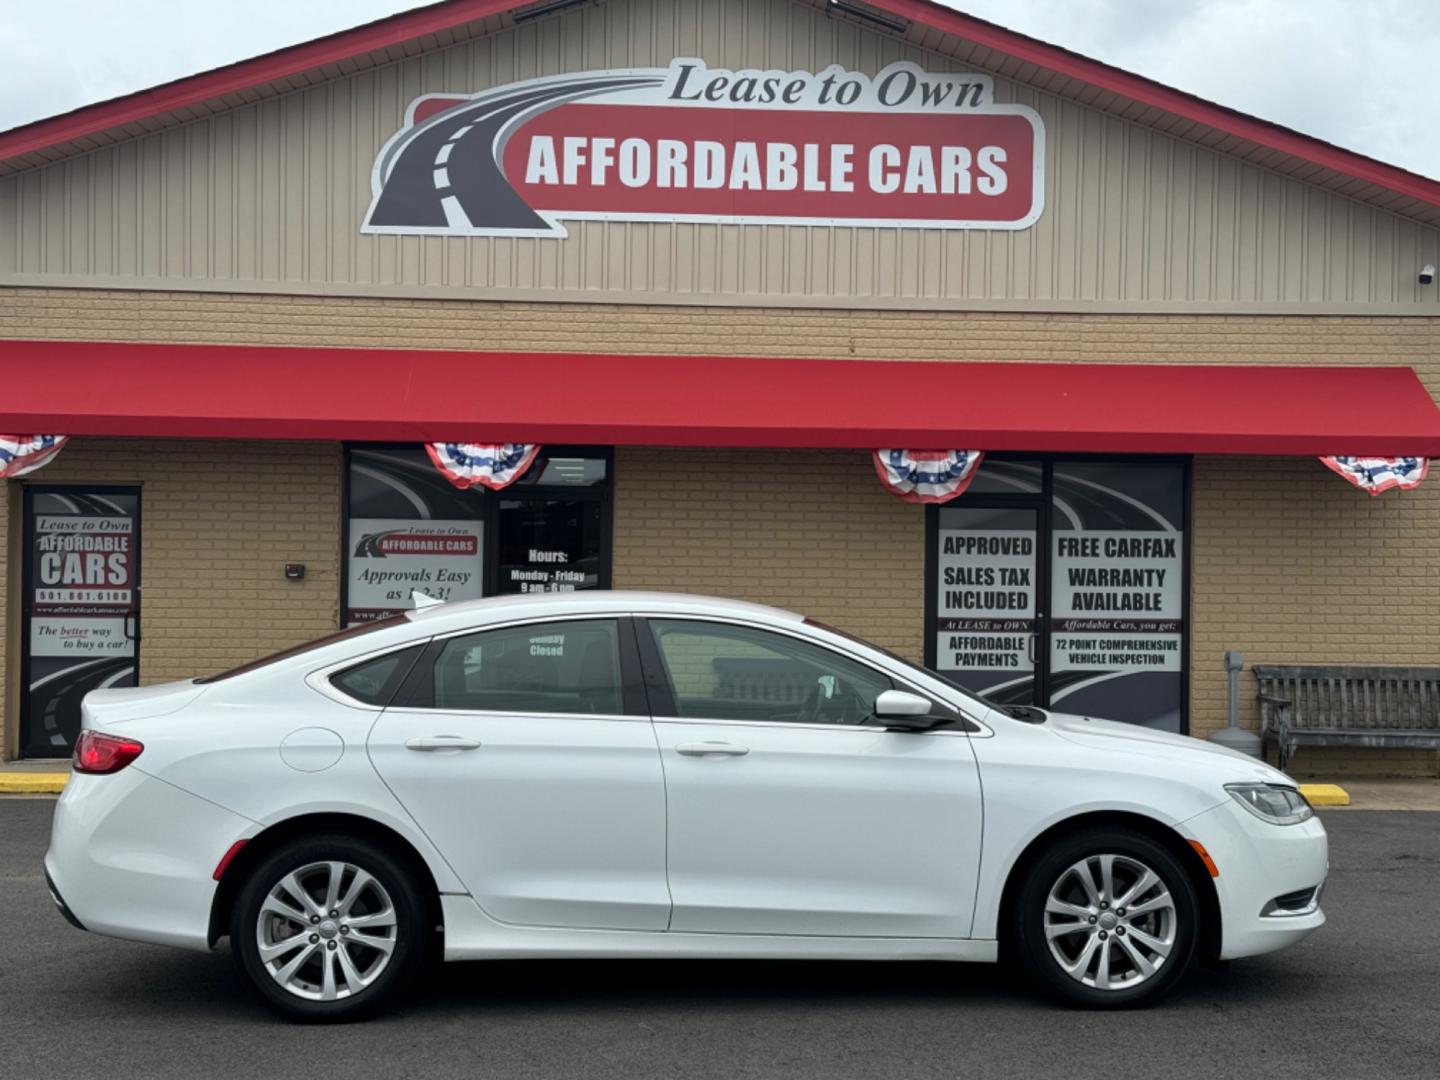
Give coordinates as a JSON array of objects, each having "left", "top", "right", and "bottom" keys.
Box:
[
  {"left": 329, "top": 645, "right": 424, "bottom": 707},
  {"left": 647, "top": 619, "right": 892, "bottom": 726},
  {"left": 430, "top": 619, "right": 622, "bottom": 715}
]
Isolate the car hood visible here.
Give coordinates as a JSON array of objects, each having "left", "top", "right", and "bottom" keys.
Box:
[{"left": 1044, "top": 710, "right": 1293, "bottom": 784}]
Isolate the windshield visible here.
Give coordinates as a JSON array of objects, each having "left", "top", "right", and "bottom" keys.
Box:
[
  {"left": 802, "top": 618, "right": 999, "bottom": 713},
  {"left": 195, "top": 614, "right": 413, "bottom": 683}
]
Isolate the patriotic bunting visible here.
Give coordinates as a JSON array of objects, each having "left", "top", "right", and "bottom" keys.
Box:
[
  {"left": 1320, "top": 456, "right": 1429, "bottom": 496},
  {"left": 873, "top": 449, "right": 985, "bottom": 504},
  {"left": 0, "top": 435, "right": 68, "bottom": 479},
  {"left": 426, "top": 443, "right": 541, "bottom": 491}
]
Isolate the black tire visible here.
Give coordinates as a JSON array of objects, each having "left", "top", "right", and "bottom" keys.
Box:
[
  {"left": 230, "top": 833, "right": 429, "bottom": 1022},
  {"left": 1012, "top": 828, "right": 1199, "bottom": 1008}
]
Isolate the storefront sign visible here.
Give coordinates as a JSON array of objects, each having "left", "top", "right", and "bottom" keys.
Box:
[
  {"left": 346, "top": 518, "right": 484, "bottom": 623},
  {"left": 363, "top": 59, "right": 1044, "bottom": 237},
  {"left": 29, "top": 514, "right": 135, "bottom": 658}
]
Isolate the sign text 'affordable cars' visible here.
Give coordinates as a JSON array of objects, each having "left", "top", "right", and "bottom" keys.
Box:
[{"left": 363, "top": 59, "right": 1045, "bottom": 237}]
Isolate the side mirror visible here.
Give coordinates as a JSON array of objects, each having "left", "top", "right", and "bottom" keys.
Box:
[{"left": 871, "top": 689, "right": 953, "bottom": 733}]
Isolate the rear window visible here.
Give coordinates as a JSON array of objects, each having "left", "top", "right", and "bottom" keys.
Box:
[
  {"left": 329, "top": 645, "right": 425, "bottom": 707},
  {"left": 195, "top": 615, "right": 413, "bottom": 684}
]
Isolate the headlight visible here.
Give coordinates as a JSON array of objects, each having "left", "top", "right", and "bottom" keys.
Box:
[{"left": 1225, "top": 783, "right": 1314, "bottom": 825}]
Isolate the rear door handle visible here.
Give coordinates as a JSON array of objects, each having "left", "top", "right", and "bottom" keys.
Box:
[
  {"left": 676, "top": 741, "right": 749, "bottom": 757},
  {"left": 404, "top": 736, "right": 482, "bottom": 753}
]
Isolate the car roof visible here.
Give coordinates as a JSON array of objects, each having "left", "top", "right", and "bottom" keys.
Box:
[{"left": 404, "top": 590, "right": 805, "bottom": 634}]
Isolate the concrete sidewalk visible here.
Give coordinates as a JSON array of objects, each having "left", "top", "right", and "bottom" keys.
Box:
[{"left": 1318, "top": 779, "right": 1440, "bottom": 812}]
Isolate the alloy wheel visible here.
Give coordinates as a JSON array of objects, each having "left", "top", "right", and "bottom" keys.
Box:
[
  {"left": 1043, "top": 853, "right": 1177, "bottom": 991},
  {"left": 255, "top": 860, "right": 398, "bottom": 1002}
]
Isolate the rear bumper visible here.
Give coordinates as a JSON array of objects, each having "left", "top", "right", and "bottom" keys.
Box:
[
  {"left": 45, "top": 767, "right": 254, "bottom": 952},
  {"left": 1180, "top": 799, "right": 1328, "bottom": 961},
  {"left": 45, "top": 868, "right": 86, "bottom": 931}
]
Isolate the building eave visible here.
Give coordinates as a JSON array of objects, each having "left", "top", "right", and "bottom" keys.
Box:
[{"left": 1, "top": 0, "right": 1438, "bottom": 223}]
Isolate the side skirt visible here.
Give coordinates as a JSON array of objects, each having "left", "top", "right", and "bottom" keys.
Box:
[{"left": 440, "top": 895, "right": 998, "bottom": 962}]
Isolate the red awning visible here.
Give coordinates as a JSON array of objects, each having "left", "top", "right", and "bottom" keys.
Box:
[{"left": 3, "top": 340, "right": 1439, "bottom": 456}]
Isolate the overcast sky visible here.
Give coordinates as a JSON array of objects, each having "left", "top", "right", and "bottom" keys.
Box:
[{"left": 2, "top": 0, "right": 1438, "bottom": 178}]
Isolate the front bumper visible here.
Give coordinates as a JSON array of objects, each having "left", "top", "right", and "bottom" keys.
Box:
[
  {"left": 1180, "top": 798, "right": 1328, "bottom": 961},
  {"left": 45, "top": 766, "right": 254, "bottom": 952}
]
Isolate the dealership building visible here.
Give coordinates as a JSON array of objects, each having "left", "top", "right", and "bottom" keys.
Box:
[{"left": 3, "top": 0, "right": 1440, "bottom": 771}]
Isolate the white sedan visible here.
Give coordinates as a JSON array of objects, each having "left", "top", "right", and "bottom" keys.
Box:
[{"left": 46, "top": 592, "right": 1326, "bottom": 1019}]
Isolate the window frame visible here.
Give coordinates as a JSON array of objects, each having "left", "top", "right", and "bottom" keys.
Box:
[
  {"left": 923, "top": 453, "right": 1192, "bottom": 733},
  {"left": 326, "top": 643, "right": 427, "bottom": 709},
  {"left": 339, "top": 443, "right": 615, "bottom": 628},
  {"left": 635, "top": 614, "right": 977, "bottom": 734},
  {"left": 389, "top": 613, "right": 650, "bottom": 720}
]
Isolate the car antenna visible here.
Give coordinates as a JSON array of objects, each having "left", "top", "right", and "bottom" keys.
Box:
[{"left": 410, "top": 590, "right": 445, "bottom": 610}]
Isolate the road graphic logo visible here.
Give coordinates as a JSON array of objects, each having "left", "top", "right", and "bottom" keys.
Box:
[{"left": 361, "top": 58, "right": 1044, "bottom": 238}]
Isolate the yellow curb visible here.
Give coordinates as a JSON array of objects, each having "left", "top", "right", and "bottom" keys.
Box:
[
  {"left": 1299, "top": 783, "right": 1350, "bottom": 807},
  {"left": 0, "top": 773, "right": 69, "bottom": 794}
]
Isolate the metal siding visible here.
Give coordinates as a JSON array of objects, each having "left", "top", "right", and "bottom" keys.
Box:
[{"left": 1, "top": 0, "right": 1437, "bottom": 311}]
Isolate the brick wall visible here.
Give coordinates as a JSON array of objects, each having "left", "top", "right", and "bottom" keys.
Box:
[
  {"left": 612, "top": 448, "right": 924, "bottom": 660},
  {"left": 1192, "top": 456, "right": 1440, "bottom": 777},
  {"left": 2, "top": 287, "right": 1437, "bottom": 775},
  {"left": 0, "top": 437, "right": 341, "bottom": 757}
]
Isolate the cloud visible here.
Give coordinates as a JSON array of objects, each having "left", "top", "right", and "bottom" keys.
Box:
[
  {"left": 0, "top": 1, "right": 1437, "bottom": 178},
  {"left": 950, "top": 0, "right": 1440, "bottom": 176}
]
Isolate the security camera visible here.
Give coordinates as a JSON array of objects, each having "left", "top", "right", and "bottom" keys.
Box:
[{"left": 1421, "top": 264, "right": 1436, "bottom": 285}]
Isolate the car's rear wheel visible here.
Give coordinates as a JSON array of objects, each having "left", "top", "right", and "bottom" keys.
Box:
[
  {"left": 230, "top": 834, "right": 428, "bottom": 1021},
  {"left": 1014, "top": 828, "right": 1199, "bottom": 1008}
]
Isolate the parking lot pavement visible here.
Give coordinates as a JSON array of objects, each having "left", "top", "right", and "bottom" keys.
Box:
[{"left": 2, "top": 800, "right": 1437, "bottom": 1080}]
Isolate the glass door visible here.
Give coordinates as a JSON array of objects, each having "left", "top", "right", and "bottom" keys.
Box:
[
  {"left": 20, "top": 486, "right": 141, "bottom": 758},
  {"left": 931, "top": 503, "right": 1044, "bottom": 706},
  {"left": 926, "top": 457, "right": 1189, "bottom": 732}
]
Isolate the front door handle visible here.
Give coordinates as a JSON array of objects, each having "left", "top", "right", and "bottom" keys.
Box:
[
  {"left": 404, "top": 735, "right": 482, "bottom": 753},
  {"left": 676, "top": 741, "right": 749, "bottom": 757}
]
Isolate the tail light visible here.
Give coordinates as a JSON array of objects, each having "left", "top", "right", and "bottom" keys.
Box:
[{"left": 73, "top": 731, "right": 145, "bottom": 774}]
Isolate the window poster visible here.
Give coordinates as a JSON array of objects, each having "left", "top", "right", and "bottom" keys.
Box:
[
  {"left": 24, "top": 491, "right": 141, "bottom": 754},
  {"left": 934, "top": 506, "right": 1039, "bottom": 704},
  {"left": 346, "top": 446, "right": 487, "bottom": 625},
  {"left": 1048, "top": 463, "right": 1185, "bottom": 731},
  {"left": 346, "top": 518, "right": 485, "bottom": 623},
  {"left": 496, "top": 498, "right": 604, "bottom": 594},
  {"left": 29, "top": 513, "right": 136, "bottom": 659}
]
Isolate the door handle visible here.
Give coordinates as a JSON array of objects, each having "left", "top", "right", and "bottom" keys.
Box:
[
  {"left": 404, "top": 736, "right": 482, "bottom": 753},
  {"left": 676, "top": 741, "right": 749, "bottom": 757}
]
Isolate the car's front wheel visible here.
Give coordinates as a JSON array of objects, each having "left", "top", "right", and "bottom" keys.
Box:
[
  {"left": 1014, "top": 828, "right": 1199, "bottom": 1007},
  {"left": 230, "top": 834, "right": 428, "bottom": 1021}
]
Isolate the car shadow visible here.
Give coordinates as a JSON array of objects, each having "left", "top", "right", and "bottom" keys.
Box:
[{"left": 94, "top": 945, "right": 1322, "bottom": 1024}]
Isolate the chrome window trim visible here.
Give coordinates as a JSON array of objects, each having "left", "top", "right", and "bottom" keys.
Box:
[
  {"left": 429, "top": 611, "right": 629, "bottom": 642},
  {"left": 648, "top": 714, "right": 975, "bottom": 738},
  {"left": 635, "top": 611, "right": 992, "bottom": 736},
  {"left": 381, "top": 705, "right": 646, "bottom": 724},
  {"left": 305, "top": 608, "right": 994, "bottom": 736}
]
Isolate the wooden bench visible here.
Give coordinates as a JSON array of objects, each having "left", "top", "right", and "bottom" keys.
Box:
[{"left": 1253, "top": 664, "right": 1440, "bottom": 770}]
